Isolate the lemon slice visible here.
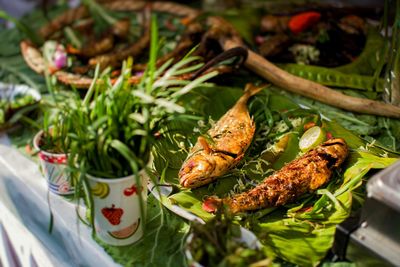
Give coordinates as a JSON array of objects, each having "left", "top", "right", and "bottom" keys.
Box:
[{"left": 299, "top": 126, "right": 326, "bottom": 152}]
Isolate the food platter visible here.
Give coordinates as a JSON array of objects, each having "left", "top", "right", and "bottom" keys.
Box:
[
  {"left": 147, "top": 84, "right": 399, "bottom": 266},
  {"left": 1, "top": 0, "right": 400, "bottom": 266}
]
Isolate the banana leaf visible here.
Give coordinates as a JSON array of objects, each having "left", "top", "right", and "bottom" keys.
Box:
[
  {"left": 335, "top": 28, "right": 385, "bottom": 76},
  {"left": 151, "top": 85, "right": 399, "bottom": 266},
  {"left": 255, "top": 150, "right": 397, "bottom": 266}
]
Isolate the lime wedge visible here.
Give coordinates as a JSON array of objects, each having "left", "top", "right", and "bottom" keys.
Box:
[{"left": 299, "top": 126, "right": 326, "bottom": 152}]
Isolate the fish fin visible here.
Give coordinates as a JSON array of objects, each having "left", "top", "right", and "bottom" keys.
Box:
[{"left": 198, "top": 136, "right": 212, "bottom": 154}]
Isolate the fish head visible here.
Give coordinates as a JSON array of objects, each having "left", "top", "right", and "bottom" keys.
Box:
[
  {"left": 179, "top": 153, "right": 216, "bottom": 188},
  {"left": 319, "top": 138, "right": 349, "bottom": 168}
]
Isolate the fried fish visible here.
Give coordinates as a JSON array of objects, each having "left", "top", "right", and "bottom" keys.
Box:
[
  {"left": 203, "top": 138, "right": 349, "bottom": 213},
  {"left": 179, "top": 84, "right": 265, "bottom": 188}
]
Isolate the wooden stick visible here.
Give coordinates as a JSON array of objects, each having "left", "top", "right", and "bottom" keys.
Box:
[{"left": 223, "top": 39, "right": 400, "bottom": 118}]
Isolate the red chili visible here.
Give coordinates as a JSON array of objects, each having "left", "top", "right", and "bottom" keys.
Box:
[{"left": 288, "top": 11, "right": 321, "bottom": 34}]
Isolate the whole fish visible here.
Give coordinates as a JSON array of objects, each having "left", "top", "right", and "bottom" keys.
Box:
[
  {"left": 203, "top": 138, "right": 349, "bottom": 213},
  {"left": 179, "top": 84, "right": 265, "bottom": 188}
]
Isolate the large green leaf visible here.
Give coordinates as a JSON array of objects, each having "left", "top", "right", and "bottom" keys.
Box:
[
  {"left": 255, "top": 149, "right": 397, "bottom": 266},
  {"left": 323, "top": 120, "right": 400, "bottom": 157},
  {"left": 335, "top": 28, "right": 385, "bottom": 76},
  {"left": 169, "top": 191, "right": 214, "bottom": 221},
  {"left": 257, "top": 191, "right": 351, "bottom": 266}
]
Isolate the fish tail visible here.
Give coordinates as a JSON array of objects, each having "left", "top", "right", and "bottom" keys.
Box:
[
  {"left": 244, "top": 83, "right": 267, "bottom": 96},
  {"left": 239, "top": 83, "right": 268, "bottom": 104}
]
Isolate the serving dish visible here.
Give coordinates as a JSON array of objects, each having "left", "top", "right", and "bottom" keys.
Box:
[{"left": 146, "top": 84, "right": 399, "bottom": 266}]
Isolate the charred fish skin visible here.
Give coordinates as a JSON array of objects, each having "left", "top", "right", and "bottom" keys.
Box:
[
  {"left": 179, "top": 84, "right": 265, "bottom": 189},
  {"left": 204, "top": 138, "right": 349, "bottom": 214}
]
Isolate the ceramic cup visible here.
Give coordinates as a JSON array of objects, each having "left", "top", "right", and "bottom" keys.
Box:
[
  {"left": 33, "top": 130, "right": 74, "bottom": 195},
  {"left": 87, "top": 171, "right": 147, "bottom": 246}
]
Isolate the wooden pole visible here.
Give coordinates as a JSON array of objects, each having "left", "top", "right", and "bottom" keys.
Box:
[{"left": 222, "top": 39, "right": 400, "bottom": 118}]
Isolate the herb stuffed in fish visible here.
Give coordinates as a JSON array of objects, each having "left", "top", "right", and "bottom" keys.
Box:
[
  {"left": 203, "top": 138, "right": 349, "bottom": 213},
  {"left": 179, "top": 84, "right": 265, "bottom": 188}
]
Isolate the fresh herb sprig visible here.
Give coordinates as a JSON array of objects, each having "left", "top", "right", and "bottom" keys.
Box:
[
  {"left": 39, "top": 16, "right": 219, "bottom": 235},
  {"left": 37, "top": 103, "right": 71, "bottom": 153},
  {"left": 64, "top": 18, "right": 217, "bottom": 179}
]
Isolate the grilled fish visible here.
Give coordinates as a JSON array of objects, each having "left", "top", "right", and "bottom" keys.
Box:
[
  {"left": 179, "top": 84, "right": 265, "bottom": 188},
  {"left": 203, "top": 138, "right": 348, "bottom": 213}
]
